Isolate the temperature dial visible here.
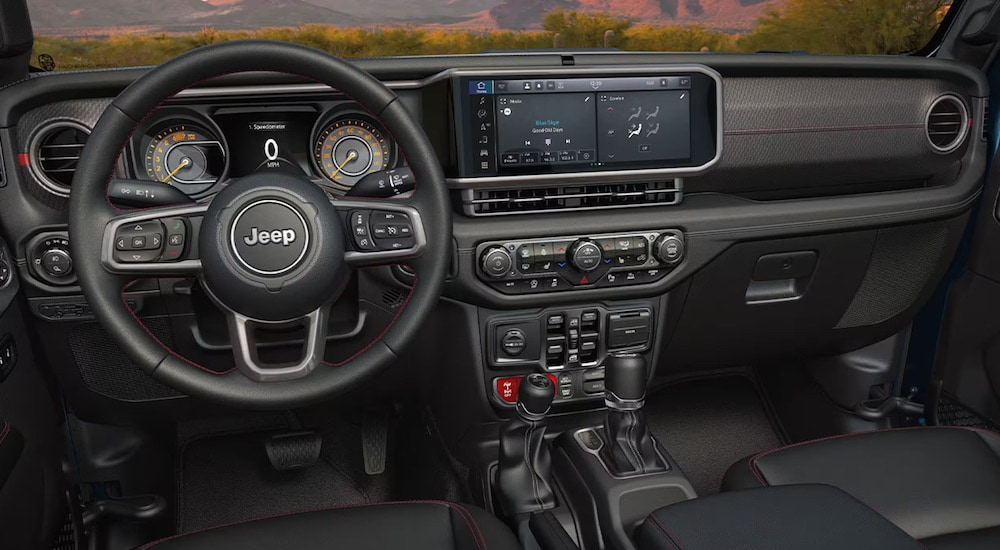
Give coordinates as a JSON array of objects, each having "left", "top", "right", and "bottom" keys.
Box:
[{"left": 569, "top": 240, "right": 603, "bottom": 272}]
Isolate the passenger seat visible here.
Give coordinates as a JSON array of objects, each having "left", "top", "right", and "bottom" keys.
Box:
[{"left": 721, "top": 426, "right": 1000, "bottom": 549}]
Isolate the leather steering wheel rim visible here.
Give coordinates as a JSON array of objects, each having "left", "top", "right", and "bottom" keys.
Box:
[{"left": 68, "top": 41, "right": 451, "bottom": 409}]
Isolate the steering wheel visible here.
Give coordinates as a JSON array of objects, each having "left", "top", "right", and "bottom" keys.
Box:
[{"left": 68, "top": 41, "right": 451, "bottom": 409}]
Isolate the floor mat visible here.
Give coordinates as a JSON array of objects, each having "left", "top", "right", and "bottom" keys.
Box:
[
  {"left": 644, "top": 374, "right": 785, "bottom": 496},
  {"left": 175, "top": 410, "right": 468, "bottom": 532}
]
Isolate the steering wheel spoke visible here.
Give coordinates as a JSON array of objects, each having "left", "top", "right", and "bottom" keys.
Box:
[
  {"left": 101, "top": 203, "right": 208, "bottom": 275},
  {"left": 333, "top": 197, "right": 428, "bottom": 267},
  {"left": 222, "top": 303, "right": 331, "bottom": 382}
]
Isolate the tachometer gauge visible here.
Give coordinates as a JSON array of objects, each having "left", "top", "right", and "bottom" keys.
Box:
[
  {"left": 313, "top": 118, "right": 392, "bottom": 190},
  {"left": 145, "top": 123, "right": 226, "bottom": 196}
]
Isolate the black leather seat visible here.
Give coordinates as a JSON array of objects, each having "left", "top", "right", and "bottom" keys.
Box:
[
  {"left": 636, "top": 484, "right": 924, "bottom": 550},
  {"left": 722, "top": 426, "right": 1000, "bottom": 549},
  {"left": 138, "top": 501, "right": 520, "bottom": 550}
]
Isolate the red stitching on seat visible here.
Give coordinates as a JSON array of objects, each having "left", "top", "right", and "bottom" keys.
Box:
[
  {"left": 139, "top": 500, "right": 487, "bottom": 549},
  {"left": 648, "top": 514, "right": 684, "bottom": 550},
  {"left": 746, "top": 425, "right": 1000, "bottom": 486},
  {"left": 0, "top": 422, "right": 10, "bottom": 446}
]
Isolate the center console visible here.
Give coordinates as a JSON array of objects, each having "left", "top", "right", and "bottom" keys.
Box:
[{"left": 456, "top": 67, "right": 722, "bottom": 550}]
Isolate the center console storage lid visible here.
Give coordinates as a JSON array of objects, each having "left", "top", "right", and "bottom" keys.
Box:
[{"left": 636, "top": 484, "right": 922, "bottom": 550}]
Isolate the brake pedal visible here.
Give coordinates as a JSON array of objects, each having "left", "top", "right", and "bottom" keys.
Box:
[
  {"left": 362, "top": 412, "right": 389, "bottom": 475},
  {"left": 264, "top": 431, "right": 322, "bottom": 471}
]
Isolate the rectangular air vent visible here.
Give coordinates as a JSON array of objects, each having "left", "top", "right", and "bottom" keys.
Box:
[{"left": 462, "top": 180, "right": 682, "bottom": 216}]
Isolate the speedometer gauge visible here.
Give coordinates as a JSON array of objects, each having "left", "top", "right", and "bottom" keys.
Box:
[
  {"left": 145, "top": 123, "right": 226, "bottom": 196},
  {"left": 313, "top": 118, "right": 392, "bottom": 190}
]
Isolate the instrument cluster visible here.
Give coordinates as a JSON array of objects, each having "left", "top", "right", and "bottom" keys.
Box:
[{"left": 130, "top": 105, "right": 401, "bottom": 198}]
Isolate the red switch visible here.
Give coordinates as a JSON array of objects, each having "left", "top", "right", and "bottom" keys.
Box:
[
  {"left": 495, "top": 377, "right": 521, "bottom": 403},
  {"left": 495, "top": 374, "right": 558, "bottom": 403}
]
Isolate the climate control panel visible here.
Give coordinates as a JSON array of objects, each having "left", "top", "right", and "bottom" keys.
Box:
[{"left": 476, "top": 230, "right": 684, "bottom": 294}]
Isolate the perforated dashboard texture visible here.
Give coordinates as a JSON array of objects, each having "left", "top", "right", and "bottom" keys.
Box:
[
  {"left": 836, "top": 221, "right": 950, "bottom": 328},
  {"left": 691, "top": 77, "right": 971, "bottom": 195}
]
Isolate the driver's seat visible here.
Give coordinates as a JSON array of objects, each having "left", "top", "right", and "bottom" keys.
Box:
[{"left": 138, "top": 501, "right": 520, "bottom": 550}]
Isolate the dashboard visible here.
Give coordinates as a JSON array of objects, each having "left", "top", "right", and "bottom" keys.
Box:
[{"left": 0, "top": 51, "right": 988, "bottom": 418}]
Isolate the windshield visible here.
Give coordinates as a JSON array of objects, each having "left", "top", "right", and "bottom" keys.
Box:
[{"left": 27, "top": 0, "right": 952, "bottom": 71}]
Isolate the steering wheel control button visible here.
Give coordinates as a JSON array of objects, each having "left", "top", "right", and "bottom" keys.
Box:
[
  {"left": 118, "top": 250, "right": 160, "bottom": 263},
  {"left": 160, "top": 218, "right": 189, "bottom": 262},
  {"left": 230, "top": 199, "right": 309, "bottom": 276},
  {"left": 115, "top": 221, "right": 165, "bottom": 251},
  {"left": 481, "top": 247, "right": 513, "bottom": 279},
  {"left": 501, "top": 329, "right": 527, "bottom": 356},
  {"left": 366, "top": 211, "right": 415, "bottom": 251},
  {"left": 348, "top": 210, "right": 377, "bottom": 251}
]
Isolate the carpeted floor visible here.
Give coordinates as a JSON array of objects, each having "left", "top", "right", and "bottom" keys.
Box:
[{"left": 644, "top": 374, "right": 786, "bottom": 496}]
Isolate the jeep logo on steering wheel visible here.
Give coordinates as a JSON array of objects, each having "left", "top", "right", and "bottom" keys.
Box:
[
  {"left": 243, "top": 227, "right": 297, "bottom": 247},
  {"left": 229, "top": 199, "right": 310, "bottom": 276}
]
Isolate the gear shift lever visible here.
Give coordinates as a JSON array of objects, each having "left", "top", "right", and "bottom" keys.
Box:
[
  {"left": 497, "top": 374, "right": 556, "bottom": 516},
  {"left": 602, "top": 352, "right": 664, "bottom": 475}
]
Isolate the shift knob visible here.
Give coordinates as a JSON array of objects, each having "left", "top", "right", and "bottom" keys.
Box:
[
  {"left": 517, "top": 373, "right": 554, "bottom": 418},
  {"left": 605, "top": 352, "right": 648, "bottom": 402}
]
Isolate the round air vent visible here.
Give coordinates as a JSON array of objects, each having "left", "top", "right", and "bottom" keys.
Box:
[
  {"left": 925, "top": 95, "right": 969, "bottom": 154},
  {"left": 28, "top": 120, "right": 91, "bottom": 197}
]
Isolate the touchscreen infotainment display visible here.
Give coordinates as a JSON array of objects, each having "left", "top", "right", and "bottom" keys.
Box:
[{"left": 454, "top": 74, "right": 714, "bottom": 179}]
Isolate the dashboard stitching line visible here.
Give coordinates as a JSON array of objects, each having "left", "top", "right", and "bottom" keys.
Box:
[{"left": 724, "top": 123, "right": 924, "bottom": 136}]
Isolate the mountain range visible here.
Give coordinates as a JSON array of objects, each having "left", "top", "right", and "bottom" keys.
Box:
[{"left": 27, "top": 0, "right": 785, "bottom": 34}]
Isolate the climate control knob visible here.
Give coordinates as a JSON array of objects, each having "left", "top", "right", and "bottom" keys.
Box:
[
  {"left": 481, "top": 246, "right": 513, "bottom": 279},
  {"left": 654, "top": 234, "right": 685, "bottom": 266},
  {"left": 569, "top": 239, "right": 603, "bottom": 272}
]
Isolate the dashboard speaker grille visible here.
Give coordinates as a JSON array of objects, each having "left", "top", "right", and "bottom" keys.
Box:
[
  {"left": 925, "top": 95, "right": 969, "bottom": 154},
  {"left": 29, "top": 120, "right": 90, "bottom": 196},
  {"left": 68, "top": 319, "right": 183, "bottom": 401},
  {"left": 463, "top": 180, "right": 681, "bottom": 216}
]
